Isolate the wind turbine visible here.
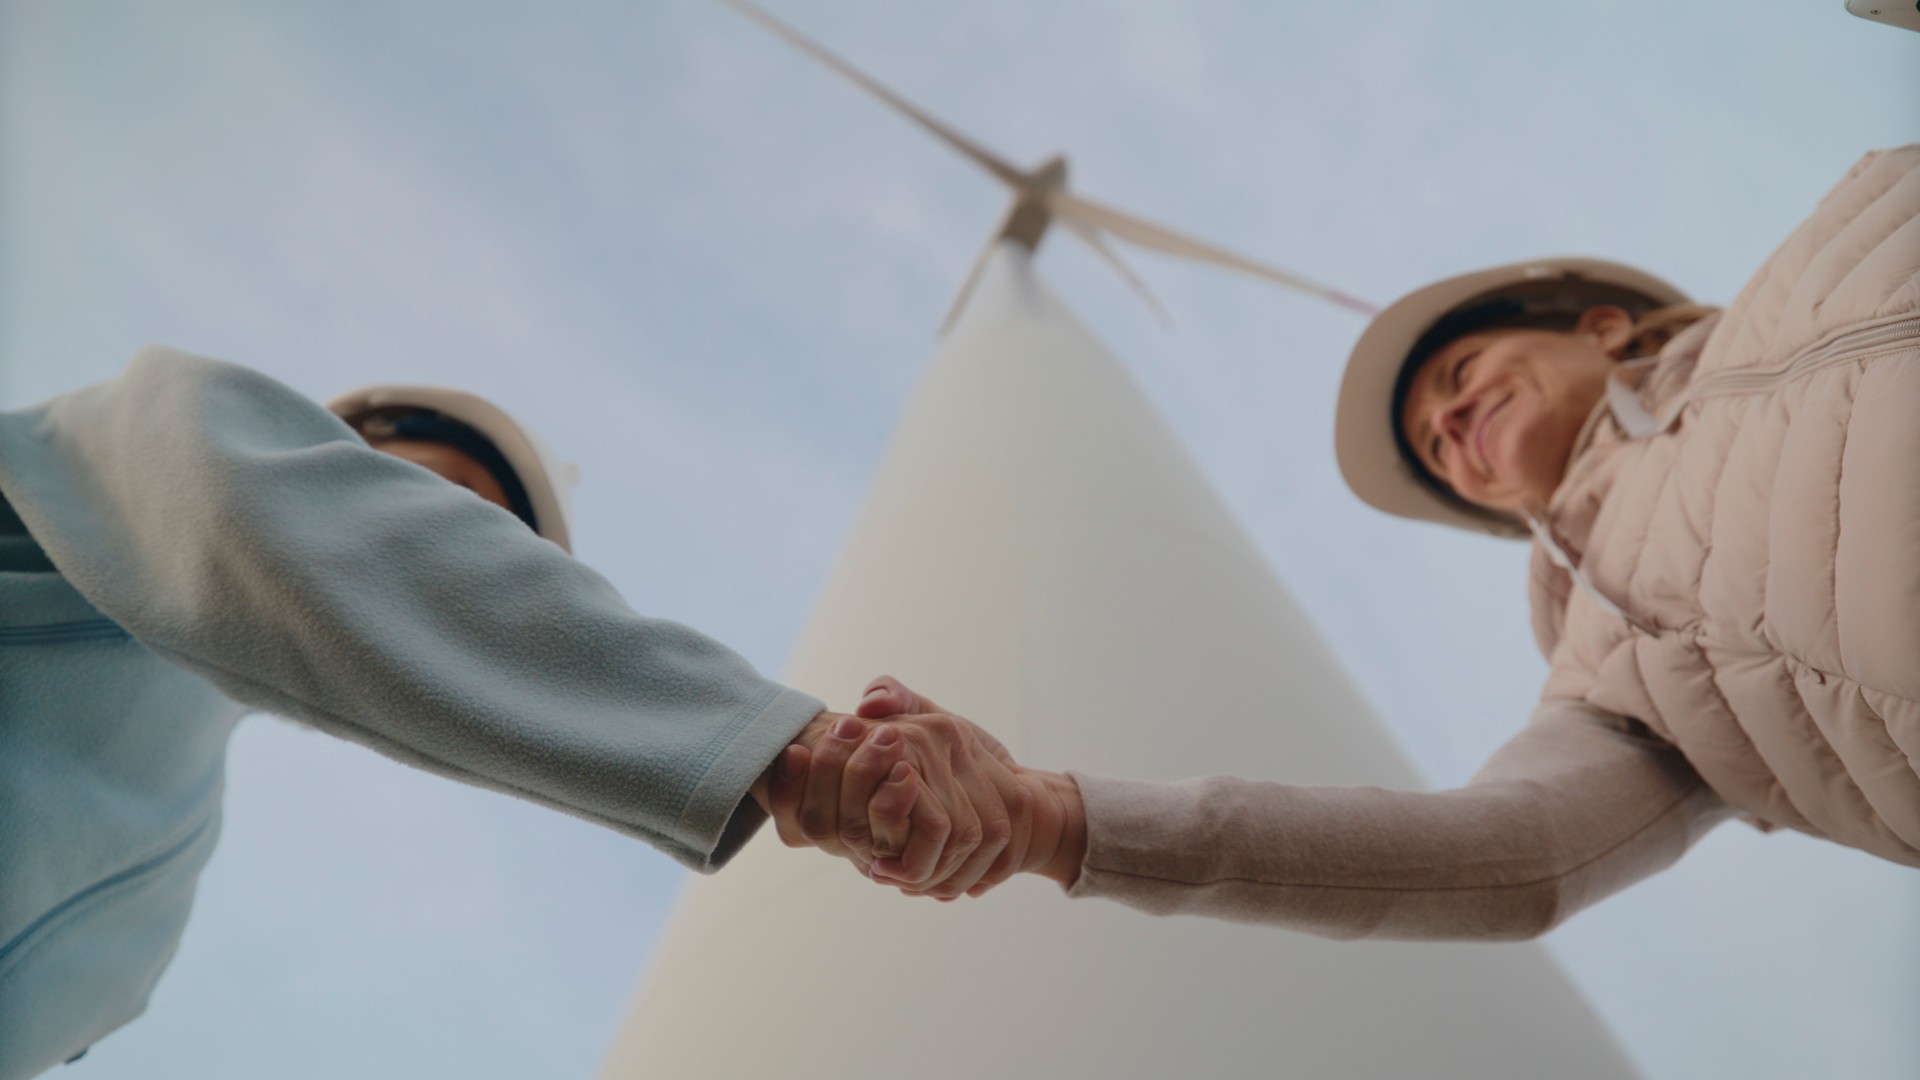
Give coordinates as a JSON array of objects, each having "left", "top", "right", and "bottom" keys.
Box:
[
  {"left": 602, "top": 247, "right": 1637, "bottom": 1080},
  {"left": 601, "top": 8, "right": 1637, "bottom": 1078},
  {"left": 722, "top": 0, "right": 1378, "bottom": 330}
]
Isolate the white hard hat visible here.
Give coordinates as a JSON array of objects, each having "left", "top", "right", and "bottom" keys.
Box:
[
  {"left": 327, "top": 385, "right": 578, "bottom": 553},
  {"left": 1334, "top": 257, "right": 1688, "bottom": 537}
]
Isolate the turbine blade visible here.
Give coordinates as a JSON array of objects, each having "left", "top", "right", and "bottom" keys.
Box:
[
  {"left": 1052, "top": 192, "right": 1377, "bottom": 315},
  {"left": 939, "top": 235, "right": 1003, "bottom": 336},
  {"left": 1060, "top": 219, "right": 1172, "bottom": 328},
  {"left": 723, "top": 0, "right": 1026, "bottom": 189}
]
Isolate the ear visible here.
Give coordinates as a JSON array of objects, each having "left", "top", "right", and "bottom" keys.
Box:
[{"left": 1575, "top": 305, "right": 1636, "bottom": 358}]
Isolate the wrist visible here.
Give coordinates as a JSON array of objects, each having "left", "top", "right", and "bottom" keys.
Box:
[
  {"left": 791, "top": 710, "right": 846, "bottom": 753},
  {"left": 1018, "top": 767, "right": 1087, "bottom": 888},
  {"left": 749, "top": 710, "right": 844, "bottom": 814}
]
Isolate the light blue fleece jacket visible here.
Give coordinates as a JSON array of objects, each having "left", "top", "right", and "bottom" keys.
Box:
[{"left": 0, "top": 346, "right": 825, "bottom": 1078}]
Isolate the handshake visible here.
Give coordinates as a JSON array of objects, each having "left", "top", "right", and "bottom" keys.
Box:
[{"left": 751, "top": 676, "right": 1088, "bottom": 899}]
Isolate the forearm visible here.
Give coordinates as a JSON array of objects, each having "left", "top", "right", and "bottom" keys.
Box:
[
  {"left": 0, "top": 347, "right": 822, "bottom": 870},
  {"left": 1058, "top": 701, "right": 1730, "bottom": 940}
]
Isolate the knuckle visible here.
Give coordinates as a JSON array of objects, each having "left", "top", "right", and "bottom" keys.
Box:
[
  {"left": 981, "top": 816, "right": 1012, "bottom": 848},
  {"left": 916, "top": 802, "right": 951, "bottom": 834},
  {"left": 953, "top": 820, "right": 984, "bottom": 851},
  {"left": 843, "top": 755, "right": 887, "bottom": 787},
  {"left": 1006, "top": 784, "right": 1032, "bottom": 816}
]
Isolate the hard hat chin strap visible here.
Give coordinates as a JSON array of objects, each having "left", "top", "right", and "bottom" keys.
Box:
[{"left": 1520, "top": 503, "right": 1654, "bottom": 636}]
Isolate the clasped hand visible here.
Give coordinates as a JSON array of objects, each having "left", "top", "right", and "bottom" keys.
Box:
[{"left": 753, "top": 677, "right": 1085, "bottom": 899}]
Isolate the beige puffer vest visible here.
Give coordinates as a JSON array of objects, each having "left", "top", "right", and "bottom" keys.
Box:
[{"left": 1531, "top": 146, "right": 1920, "bottom": 868}]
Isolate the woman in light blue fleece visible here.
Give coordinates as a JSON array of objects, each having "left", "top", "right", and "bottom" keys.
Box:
[{"left": 0, "top": 345, "right": 849, "bottom": 1077}]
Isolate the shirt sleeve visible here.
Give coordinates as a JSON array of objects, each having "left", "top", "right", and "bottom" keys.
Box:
[
  {"left": 1063, "top": 697, "right": 1731, "bottom": 940},
  {"left": 0, "top": 346, "right": 824, "bottom": 872}
]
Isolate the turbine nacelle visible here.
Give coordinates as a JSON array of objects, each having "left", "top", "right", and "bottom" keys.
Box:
[
  {"left": 1026, "top": 155, "right": 1070, "bottom": 196},
  {"left": 998, "top": 155, "right": 1068, "bottom": 253},
  {"left": 724, "top": 0, "right": 1377, "bottom": 334}
]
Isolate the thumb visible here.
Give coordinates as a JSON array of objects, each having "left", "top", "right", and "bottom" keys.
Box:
[{"left": 855, "top": 674, "right": 941, "bottom": 719}]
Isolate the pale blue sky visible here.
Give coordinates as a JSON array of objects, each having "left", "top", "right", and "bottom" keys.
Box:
[{"left": 3, "top": 2, "right": 1916, "bottom": 1077}]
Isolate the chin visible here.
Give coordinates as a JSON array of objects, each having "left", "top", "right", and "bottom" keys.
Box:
[{"left": 1499, "top": 429, "right": 1568, "bottom": 500}]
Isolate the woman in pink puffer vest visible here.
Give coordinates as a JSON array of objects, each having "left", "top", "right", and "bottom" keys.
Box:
[
  {"left": 774, "top": 146, "right": 1919, "bottom": 938},
  {"left": 1364, "top": 146, "right": 1920, "bottom": 870}
]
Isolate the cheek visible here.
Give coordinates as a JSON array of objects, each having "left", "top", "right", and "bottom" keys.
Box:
[
  {"left": 459, "top": 467, "right": 513, "bottom": 511},
  {"left": 1465, "top": 390, "right": 1547, "bottom": 502},
  {"left": 1501, "top": 393, "right": 1586, "bottom": 487}
]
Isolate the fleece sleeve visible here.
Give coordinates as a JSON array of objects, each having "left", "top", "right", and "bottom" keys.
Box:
[
  {"left": 1064, "top": 697, "right": 1732, "bottom": 939},
  {"left": 0, "top": 346, "right": 824, "bottom": 872}
]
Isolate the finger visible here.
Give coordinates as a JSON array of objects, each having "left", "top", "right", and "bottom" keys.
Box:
[
  {"left": 915, "top": 718, "right": 998, "bottom": 891},
  {"left": 798, "top": 716, "right": 863, "bottom": 849},
  {"left": 923, "top": 772, "right": 1011, "bottom": 900},
  {"left": 837, "top": 724, "right": 905, "bottom": 859},
  {"left": 921, "top": 718, "right": 1031, "bottom": 898},
  {"left": 866, "top": 759, "right": 917, "bottom": 860},
  {"left": 855, "top": 676, "right": 912, "bottom": 719},
  {"left": 936, "top": 722, "right": 1029, "bottom": 894},
  {"left": 767, "top": 744, "right": 812, "bottom": 848},
  {"left": 855, "top": 675, "right": 946, "bottom": 720},
  {"left": 872, "top": 785, "right": 950, "bottom": 886},
  {"left": 864, "top": 712, "right": 988, "bottom": 891},
  {"left": 920, "top": 779, "right": 979, "bottom": 887},
  {"left": 967, "top": 761, "right": 1033, "bottom": 896}
]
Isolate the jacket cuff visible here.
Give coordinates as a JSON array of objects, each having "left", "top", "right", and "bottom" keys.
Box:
[
  {"left": 1060, "top": 770, "right": 1204, "bottom": 902},
  {"left": 675, "top": 686, "right": 825, "bottom": 873}
]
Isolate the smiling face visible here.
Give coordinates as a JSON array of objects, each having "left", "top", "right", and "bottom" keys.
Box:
[{"left": 1398, "top": 305, "right": 1633, "bottom": 513}]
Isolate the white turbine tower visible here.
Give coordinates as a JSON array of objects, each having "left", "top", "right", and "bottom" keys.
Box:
[{"left": 601, "top": 6, "right": 1637, "bottom": 1077}]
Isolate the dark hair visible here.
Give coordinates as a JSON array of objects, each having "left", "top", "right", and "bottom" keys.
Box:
[
  {"left": 1386, "top": 282, "right": 1706, "bottom": 523},
  {"left": 343, "top": 406, "right": 540, "bottom": 532}
]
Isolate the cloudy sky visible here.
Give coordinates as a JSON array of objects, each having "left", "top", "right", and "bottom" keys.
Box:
[{"left": 3, "top": 1, "right": 1916, "bottom": 1077}]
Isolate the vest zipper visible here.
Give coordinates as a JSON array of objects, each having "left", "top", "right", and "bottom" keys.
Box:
[
  {"left": 1680, "top": 314, "right": 1920, "bottom": 402},
  {"left": 1542, "top": 314, "right": 1919, "bottom": 637}
]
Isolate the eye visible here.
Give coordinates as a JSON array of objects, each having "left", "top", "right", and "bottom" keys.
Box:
[{"left": 1452, "top": 351, "right": 1480, "bottom": 390}]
